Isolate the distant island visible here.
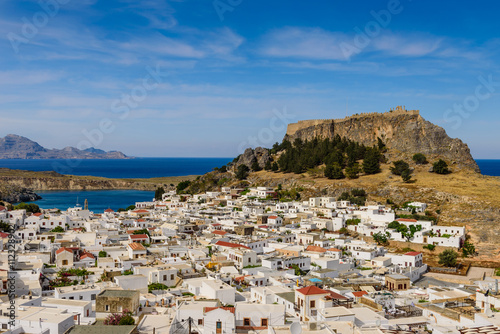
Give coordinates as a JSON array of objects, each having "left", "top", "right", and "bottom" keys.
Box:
[{"left": 0, "top": 134, "right": 129, "bottom": 159}]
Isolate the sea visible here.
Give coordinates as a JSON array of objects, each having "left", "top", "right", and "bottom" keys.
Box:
[
  {"left": 0, "top": 158, "right": 232, "bottom": 212},
  {"left": 0, "top": 158, "right": 498, "bottom": 213}
]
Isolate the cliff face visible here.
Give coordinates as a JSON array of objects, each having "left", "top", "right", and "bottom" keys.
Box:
[{"left": 285, "top": 109, "right": 479, "bottom": 172}]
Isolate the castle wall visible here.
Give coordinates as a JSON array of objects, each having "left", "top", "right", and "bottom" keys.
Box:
[{"left": 285, "top": 108, "right": 419, "bottom": 137}]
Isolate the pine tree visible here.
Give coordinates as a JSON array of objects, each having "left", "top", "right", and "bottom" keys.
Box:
[
  {"left": 264, "top": 160, "right": 272, "bottom": 171},
  {"left": 324, "top": 163, "right": 345, "bottom": 179},
  {"left": 362, "top": 148, "right": 381, "bottom": 175},
  {"left": 345, "top": 163, "right": 360, "bottom": 179}
]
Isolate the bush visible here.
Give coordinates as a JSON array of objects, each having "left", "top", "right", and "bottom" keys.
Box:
[
  {"left": 413, "top": 153, "right": 428, "bottom": 164},
  {"left": 51, "top": 226, "right": 64, "bottom": 233},
  {"left": 148, "top": 283, "right": 169, "bottom": 292},
  {"left": 438, "top": 249, "right": 458, "bottom": 267},
  {"left": 423, "top": 244, "right": 436, "bottom": 251},
  {"left": 98, "top": 251, "right": 107, "bottom": 257},
  {"left": 104, "top": 310, "right": 134, "bottom": 326},
  {"left": 391, "top": 160, "right": 410, "bottom": 176},
  {"left": 433, "top": 159, "right": 451, "bottom": 174},
  {"left": 324, "top": 163, "right": 345, "bottom": 179}
]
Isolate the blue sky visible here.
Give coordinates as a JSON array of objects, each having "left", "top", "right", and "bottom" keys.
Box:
[{"left": 0, "top": 0, "right": 499, "bottom": 158}]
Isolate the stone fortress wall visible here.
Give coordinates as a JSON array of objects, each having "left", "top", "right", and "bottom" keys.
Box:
[{"left": 286, "top": 106, "right": 420, "bottom": 136}]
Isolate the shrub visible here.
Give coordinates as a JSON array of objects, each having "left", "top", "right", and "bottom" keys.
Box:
[
  {"left": 433, "top": 159, "right": 451, "bottom": 174},
  {"left": 391, "top": 160, "right": 410, "bottom": 176},
  {"left": 438, "top": 249, "right": 458, "bottom": 267},
  {"left": 423, "top": 244, "right": 436, "bottom": 251},
  {"left": 413, "top": 153, "right": 428, "bottom": 164}
]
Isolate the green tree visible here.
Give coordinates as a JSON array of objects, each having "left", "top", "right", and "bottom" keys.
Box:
[
  {"left": 462, "top": 241, "right": 476, "bottom": 257},
  {"left": 324, "top": 163, "right": 345, "bottom": 179},
  {"left": 433, "top": 159, "right": 451, "bottom": 174},
  {"left": 14, "top": 203, "right": 41, "bottom": 213},
  {"left": 154, "top": 187, "right": 165, "bottom": 200},
  {"left": 126, "top": 205, "right": 136, "bottom": 211},
  {"left": 438, "top": 249, "right": 458, "bottom": 267},
  {"left": 98, "top": 251, "right": 107, "bottom": 258},
  {"left": 264, "top": 160, "right": 272, "bottom": 171},
  {"left": 271, "top": 162, "right": 279, "bottom": 172},
  {"left": 388, "top": 221, "right": 400, "bottom": 229},
  {"left": 236, "top": 164, "right": 250, "bottom": 180},
  {"left": 401, "top": 169, "right": 412, "bottom": 183},
  {"left": 0, "top": 220, "right": 12, "bottom": 232},
  {"left": 391, "top": 160, "right": 410, "bottom": 176},
  {"left": 219, "top": 165, "right": 227, "bottom": 173},
  {"left": 251, "top": 158, "right": 262, "bottom": 172},
  {"left": 377, "top": 137, "right": 387, "bottom": 152},
  {"left": 51, "top": 226, "right": 64, "bottom": 233},
  {"left": 176, "top": 180, "right": 192, "bottom": 193},
  {"left": 345, "top": 163, "right": 360, "bottom": 179},
  {"left": 362, "top": 148, "right": 381, "bottom": 175},
  {"left": 413, "top": 153, "right": 428, "bottom": 165},
  {"left": 373, "top": 231, "right": 391, "bottom": 245}
]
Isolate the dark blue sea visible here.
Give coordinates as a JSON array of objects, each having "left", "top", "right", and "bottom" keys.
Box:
[
  {"left": 476, "top": 159, "right": 500, "bottom": 177},
  {"left": 1, "top": 157, "right": 232, "bottom": 212},
  {"left": 0, "top": 157, "right": 232, "bottom": 178},
  {"left": 25, "top": 190, "right": 155, "bottom": 213}
]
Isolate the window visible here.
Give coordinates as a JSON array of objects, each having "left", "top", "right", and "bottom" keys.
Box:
[
  {"left": 105, "top": 305, "right": 109, "bottom": 311},
  {"left": 79, "top": 296, "right": 83, "bottom": 300},
  {"left": 243, "top": 318, "right": 250, "bottom": 326},
  {"left": 62, "top": 260, "right": 68, "bottom": 265},
  {"left": 310, "top": 300, "right": 315, "bottom": 308},
  {"left": 171, "top": 274, "right": 174, "bottom": 280},
  {"left": 69, "top": 296, "right": 74, "bottom": 300},
  {"left": 91, "top": 294, "right": 96, "bottom": 300},
  {"left": 163, "top": 275, "right": 167, "bottom": 280},
  {"left": 261, "top": 318, "right": 268, "bottom": 327},
  {"left": 198, "top": 319, "right": 203, "bottom": 325}
]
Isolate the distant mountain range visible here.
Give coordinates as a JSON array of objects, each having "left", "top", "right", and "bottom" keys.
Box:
[{"left": 0, "top": 134, "right": 129, "bottom": 159}]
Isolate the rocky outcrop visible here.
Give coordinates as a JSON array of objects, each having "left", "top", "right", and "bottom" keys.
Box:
[
  {"left": 0, "top": 185, "right": 41, "bottom": 203},
  {"left": 285, "top": 108, "right": 479, "bottom": 172},
  {"left": 232, "top": 147, "right": 271, "bottom": 169},
  {"left": 0, "top": 134, "right": 129, "bottom": 159}
]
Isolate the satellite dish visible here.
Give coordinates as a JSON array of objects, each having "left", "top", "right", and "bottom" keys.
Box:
[{"left": 290, "top": 322, "right": 302, "bottom": 334}]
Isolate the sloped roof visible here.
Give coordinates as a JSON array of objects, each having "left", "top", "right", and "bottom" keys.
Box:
[
  {"left": 296, "top": 286, "right": 329, "bottom": 296},
  {"left": 56, "top": 247, "right": 72, "bottom": 255},
  {"left": 128, "top": 242, "right": 146, "bottom": 251},
  {"left": 215, "top": 240, "right": 251, "bottom": 250}
]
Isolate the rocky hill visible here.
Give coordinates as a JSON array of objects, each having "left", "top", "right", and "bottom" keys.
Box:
[
  {"left": 0, "top": 134, "right": 129, "bottom": 159},
  {"left": 284, "top": 107, "right": 479, "bottom": 172}
]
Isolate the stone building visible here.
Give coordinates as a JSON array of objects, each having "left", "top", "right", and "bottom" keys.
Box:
[{"left": 95, "top": 289, "right": 140, "bottom": 317}]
